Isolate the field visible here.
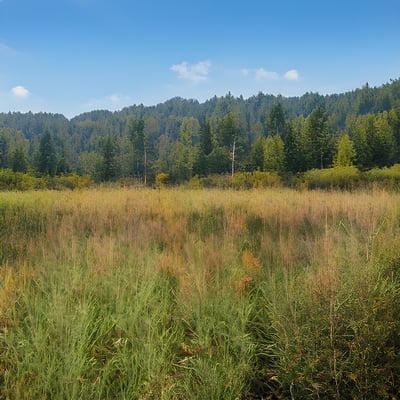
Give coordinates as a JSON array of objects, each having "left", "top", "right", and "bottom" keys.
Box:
[{"left": 1, "top": 187, "right": 400, "bottom": 399}]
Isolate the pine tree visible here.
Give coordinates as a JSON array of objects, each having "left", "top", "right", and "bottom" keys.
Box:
[
  {"left": 302, "top": 105, "right": 333, "bottom": 169},
  {"left": 37, "top": 131, "right": 57, "bottom": 176},
  {"left": 126, "top": 117, "right": 146, "bottom": 182},
  {"left": 266, "top": 103, "right": 287, "bottom": 138},
  {"left": 0, "top": 134, "right": 9, "bottom": 169},
  {"left": 11, "top": 146, "right": 28, "bottom": 173},
  {"left": 100, "top": 136, "right": 117, "bottom": 181}
]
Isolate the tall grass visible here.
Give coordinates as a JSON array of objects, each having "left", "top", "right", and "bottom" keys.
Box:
[{"left": 1, "top": 188, "right": 400, "bottom": 399}]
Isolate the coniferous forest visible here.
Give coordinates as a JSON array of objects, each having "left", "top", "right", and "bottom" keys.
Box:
[{"left": 0, "top": 79, "right": 400, "bottom": 188}]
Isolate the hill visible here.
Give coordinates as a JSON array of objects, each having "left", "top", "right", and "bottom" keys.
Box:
[{"left": 0, "top": 79, "right": 399, "bottom": 182}]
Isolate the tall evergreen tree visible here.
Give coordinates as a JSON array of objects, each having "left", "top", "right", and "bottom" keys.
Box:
[
  {"left": 352, "top": 115, "right": 371, "bottom": 169},
  {"left": 0, "top": 133, "right": 9, "bottom": 169},
  {"left": 302, "top": 105, "right": 333, "bottom": 169},
  {"left": 194, "top": 117, "right": 213, "bottom": 176},
  {"left": 199, "top": 117, "right": 213, "bottom": 156},
  {"left": 100, "top": 136, "right": 117, "bottom": 181},
  {"left": 126, "top": 117, "right": 146, "bottom": 182},
  {"left": 247, "top": 138, "right": 265, "bottom": 171},
  {"left": 373, "top": 112, "right": 396, "bottom": 167},
  {"left": 11, "top": 146, "right": 28, "bottom": 173},
  {"left": 219, "top": 112, "right": 238, "bottom": 148},
  {"left": 37, "top": 131, "right": 57, "bottom": 176},
  {"left": 266, "top": 103, "right": 287, "bottom": 138},
  {"left": 284, "top": 122, "right": 306, "bottom": 173}
]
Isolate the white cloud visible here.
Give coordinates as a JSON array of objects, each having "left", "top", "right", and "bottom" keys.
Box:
[
  {"left": 106, "top": 93, "right": 132, "bottom": 103},
  {"left": 85, "top": 93, "right": 132, "bottom": 111},
  {"left": 11, "top": 85, "right": 30, "bottom": 98},
  {"left": 284, "top": 69, "right": 300, "bottom": 81},
  {"left": 240, "top": 68, "right": 250, "bottom": 76},
  {"left": 170, "top": 60, "right": 211, "bottom": 83},
  {"left": 255, "top": 68, "right": 279, "bottom": 81}
]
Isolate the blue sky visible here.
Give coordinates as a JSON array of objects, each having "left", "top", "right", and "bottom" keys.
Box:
[{"left": 0, "top": 0, "right": 399, "bottom": 118}]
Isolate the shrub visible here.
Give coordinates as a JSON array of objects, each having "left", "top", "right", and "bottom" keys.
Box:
[
  {"left": 301, "top": 166, "right": 360, "bottom": 190},
  {"left": 199, "top": 172, "right": 281, "bottom": 190},
  {"left": 155, "top": 172, "right": 169, "bottom": 188},
  {"left": 364, "top": 164, "right": 400, "bottom": 190}
]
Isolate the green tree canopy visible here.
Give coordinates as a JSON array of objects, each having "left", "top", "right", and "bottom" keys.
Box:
[
  {"left": 334, "top": 134, "right": 356, "bottom": 167},
  {"left": 264, "top": 135, "right": 285, "bottom": 173},
  {"left": 100, "top": 136, "right": 118, "bottom": 181},
  {"left": 301, "top": 105, "right": 333, "bottom": 169},
  {"left": 11, "top": 146, "right": 28, "bottom": 173},
  {"left": 37, "top": 131, "right": 57, "bottom": 176}
]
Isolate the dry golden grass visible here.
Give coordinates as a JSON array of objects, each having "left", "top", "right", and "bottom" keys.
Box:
[{"left": 1, "top": 187, "right": 400, "bottom": 398}]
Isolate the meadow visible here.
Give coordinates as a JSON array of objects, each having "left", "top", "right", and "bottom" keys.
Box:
[{"left": 0, "top": 187, "right": 399, "bottom": 399}]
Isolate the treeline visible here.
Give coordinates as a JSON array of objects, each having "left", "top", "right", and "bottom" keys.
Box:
[{"left": 0, "top": 79, "right": 399, "bottom": 185}]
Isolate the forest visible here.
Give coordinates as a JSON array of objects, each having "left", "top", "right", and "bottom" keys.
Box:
[{"left": 0, "top": 79, "right": 400, "bottom": 187}]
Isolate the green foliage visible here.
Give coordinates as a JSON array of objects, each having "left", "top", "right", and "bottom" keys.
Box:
[
  {"left": 301, "top": 166, "right": 360, "bottom": 190},
  {"left": 351, "top": 112, "right": 397, "bottom": 169},
  {"left": 301, "top": 105, "right": 334, "bottom": 169},
  {"left": 364, "top": 164, "right": 400, "bottom": 190},
  {"left": 36, "top": 131, "right": 57, "bottom": 176},
  {"left": 126, "top": 116, "right": 146, "bottom": 179},
  {"left": 334, "top": 133, "right": 356, "bottom": 167},
  {"left": 0, "top": 169, "right": 91, "bottom": 191},
  {"left": 206, "top": 146, "right": 231, "bottom": 175},
  {"left": 1, "top": 81, "right": 400, "bottom": 184},
  {"left": 284, "top": 121, "right": 306, "bottom": 173},
  {"left": 11, "top": 146, "right": 28, "bottom": 173},
  {"left": 199, "top": 171, "right": 281, "bottom": 189},
  {"left": 0, "top": 169, "right": 46, "bottom": 191},
  {"left": 218, "top": 112, "right": 239, "bottom": 148},
  {"left": 247, "top": 137, "right": 265, "bottom": 171},
  {"left": 263, "top": 135, "right": 285, "bottom": 172},
  {"left": 0, "top": 133, "right": 9, "bottom": 168},
  {"left": 266, "top": 262, "right": 400, "bottom": 399},
  {"left": 266, "top": 102, "right": 287, "bottom": 137},
  {"left": 300, "top": 165, "right": 400, "bottom": 191},
  {"left": 233, "top": 171, "right": 281, "bottom": 189},
  {"left": 100, "top": 136, "right": 118, "bottom": 182},
  {"left": 155, "top": 172, "right": 169, "bottom": 188}
]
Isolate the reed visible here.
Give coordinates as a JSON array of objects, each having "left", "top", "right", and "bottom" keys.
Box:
[{"left": 0, "top": 187, "right": 399, "bottom": 398}]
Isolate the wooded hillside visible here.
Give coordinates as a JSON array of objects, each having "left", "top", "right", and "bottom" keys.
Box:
[{"left": 0, "top": 79, "right": 399, "bottom": 184}]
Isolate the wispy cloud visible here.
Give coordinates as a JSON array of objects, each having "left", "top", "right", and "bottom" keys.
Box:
[
  {"left": 255, "top": 68, "right": 279, "bottom": 81},
  {"left": 170, "top": 60, "right": 211, "bottom": 83},
  {"left": 106, "top": 93, "right": 132, "bottom": 103},
  {"left": 284, "top": 69, "right": 300, "bottom": 81},
  {"left": 11, "top": 85, "right": 30, "bottom": 98},
  {"left": 85, "top": 93, "right": 132, "bottom": 110},
  {"left": 241, "top": 67, "right": 300, "bottom": 82}
]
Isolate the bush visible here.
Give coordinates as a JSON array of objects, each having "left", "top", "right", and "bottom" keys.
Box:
[
  {"left": 0, "top": 169, "right": 92, "bottom": 191},
  {"left": 199, "top": 172, "right": 281, "bottom": 189},
  {"left": 301, "top": 166, "right": 360, "bottom": 190},
  {"left": 155, "top": 172, "right": 169, "bottom": 188},
  {"left": 364, "top": 164, "right": 400, "bottom": 190}
]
